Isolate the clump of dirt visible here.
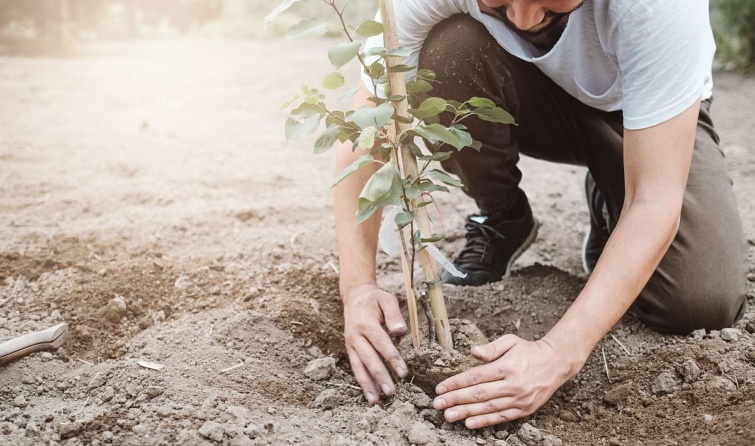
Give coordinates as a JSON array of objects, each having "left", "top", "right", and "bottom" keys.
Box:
[{"left": 401, "top": 319, "right": 488, "bottom": 394}]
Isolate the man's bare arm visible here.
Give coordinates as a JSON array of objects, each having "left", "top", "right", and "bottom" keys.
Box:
[
  {"left": 432, "top": 100, "right": 701, "bottom": 428},
  {"left": 334, "top": 88, "right": 408, "bottom": 405}
]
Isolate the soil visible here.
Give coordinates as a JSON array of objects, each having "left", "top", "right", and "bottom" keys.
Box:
[
  {"left": 0, "top": 39, "right": 753, "bottom": 446},
  {"left": 400, "top": 319, "right": 488, "bottom": 395}
]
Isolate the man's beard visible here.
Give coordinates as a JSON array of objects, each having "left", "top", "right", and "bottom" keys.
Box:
[{"left": 495, "top": 8, "right": 572, "bottom": 51}]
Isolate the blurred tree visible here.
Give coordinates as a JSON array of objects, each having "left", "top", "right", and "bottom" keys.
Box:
[{"left": 715, "top": 0, "right": 755, "bottom": 70}]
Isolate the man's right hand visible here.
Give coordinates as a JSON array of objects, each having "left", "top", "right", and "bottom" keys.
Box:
[{"left": 342, "top": 283, "right": 409, "bottom": 404}]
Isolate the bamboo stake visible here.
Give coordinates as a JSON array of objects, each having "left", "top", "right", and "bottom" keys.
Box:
[{"left": 379, "top": 0, "right": 453, "bottom": 351}]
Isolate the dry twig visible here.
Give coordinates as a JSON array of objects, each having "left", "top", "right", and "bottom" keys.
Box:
[
  {"left": 220, "top": 362, "right": 244, "bottom": 373},
  {"left": 602, "top": 347, "right": 612, "bottom": 383},
  {"left": 610, "top": 333, "right": 632, "bottom": 356}
]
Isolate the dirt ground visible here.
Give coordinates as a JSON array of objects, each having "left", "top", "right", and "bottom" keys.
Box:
[{"left": 0, "top": 39, "right": 753, "bottom": 446}]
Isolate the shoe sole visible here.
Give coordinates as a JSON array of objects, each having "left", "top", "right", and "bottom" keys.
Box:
[{"left": 502, "top": 217, "right": 540, "bottom": 278}]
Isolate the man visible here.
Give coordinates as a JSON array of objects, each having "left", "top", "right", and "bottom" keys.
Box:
[{"left": 334, "top": 0, "right": 748, "bottom": 428}]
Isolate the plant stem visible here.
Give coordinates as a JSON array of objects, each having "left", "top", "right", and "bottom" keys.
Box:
[{"left": 378, "top": 0, "right": 453, "bottom": 351}]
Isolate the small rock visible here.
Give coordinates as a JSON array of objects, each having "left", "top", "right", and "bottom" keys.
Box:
[
  {"left": 100, "top": 386, "right": 115, "bottom": 402},
  {"left": 603, "top": 382, "right": 633, "bottom": 406},
  {"left": 407, "top": 421, "right": 437, "bottom": 445},
  {"left": 543, "top": 434, "right": 563, "bottom": 446},
  {"left": 690, "top": 328, "right": 706, "bottom": 340},
  {"left": 198, "top": 421, "right": 224, "bottom": 442},
  {"left": 24, "top": 421, "right": 39, "bottom": 437},
  {"left": 40, "top": 352, "right": 54, "bottom": 361},
  {"left": 174, "top": 275, "right": 191, "bottom": 289},
  {"left": 721, "top": 328, "right": 741, "bottom": 342},
  {"left": 651, "top": 372, "right": 678, "bottom": 395},
  {"left": 609, "top": 438, "right": 621, "bottom": 446},
  {"left": 704, "top": 414, "right": 713, "bottom": 422},
  {"left": 706, "top": 376, "right": 737, "bottom": 391},
  {"left": 132, "top": 424, "right": 148, "bottom": 435},
  {"left": 419, "top": 409, "right": 444, "bottom": 426},
  {"left": 244, "top": 424, "right": 261, "bottom": 439},
  {"left": 14, "top": 395, "right": 27, "bottom": 408},
  {"left": 306, "top": 346, "right": 324, "bottom": 358},
  {"left": 102, "top": 431, "right": 114, "bottom": 442},
  {"left": 145, "top": 386, "right": 164, "bottom": 399},
  {"left": 410, "top": 391, "right": 432, "bottom": 409},
  {"left": 88, "top": 372, "right": 108, "bottom": 391},
  {"left": 314, "top": 388, "right": 342, "bottom": 410},
  {"left": 57, "top": 421, "right": 84, "bottom": 438},
  {"left": 303, "top": 357, "right": 336, "bottom": 381},
  {"left": 495, "top": 441, "right": 510, "bottom": 446},
  {"left": 517, "top": 422, "right": 543, "bottom": 446},
  {"left": 680, "top": 359, "right": 702, "bottom": 383}
]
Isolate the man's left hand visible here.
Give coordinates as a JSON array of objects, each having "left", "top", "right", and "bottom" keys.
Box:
[{"left": 433, "top": 334, "right": 582, "bottom": 428}]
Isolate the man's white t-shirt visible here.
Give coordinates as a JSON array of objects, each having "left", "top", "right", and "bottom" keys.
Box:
[{"left": 361, "top": 0, "right": 715, "bottom": 130}]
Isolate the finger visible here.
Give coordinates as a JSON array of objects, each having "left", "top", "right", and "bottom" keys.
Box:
[
  {"left": 346, "top": 345, "right": 380, "bottom": 405},
  {"left": 353, "top": 336, "right": 397, "bottom": 396},
  {"left": 367, "top": 324, "right": 408, "bottom": 379},
  {"left": 378, "top": 293, "right": 407, "bottom": 336},
  {"left": 465, "top": 408, "right": 523, "bottom": 429},
  {"left": 436, "top": 361, "right": 502, "bottom": 395},
  {"left": 471, "top": 334, "right": 521, "bottom": 362},
  {"left": 440, "top": 396, "right": 518, "bottom": 424},
  {"left": 433, "top": 380, "right": 514, "bottom": 410}
]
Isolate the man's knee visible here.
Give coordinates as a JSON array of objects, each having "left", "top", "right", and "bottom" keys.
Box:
[
  {"left": 420, "top": 14, "right": 495, "bottom": 71},
  {"left": 634, "top": 274, "right": 747, "bottom": 335}
]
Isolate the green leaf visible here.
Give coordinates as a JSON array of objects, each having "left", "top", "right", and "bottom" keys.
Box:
[
  {"left": 350, "top": 103, "right": 394, "bottom": 129},
  {"left": 447, "top": 126, "right": 474, "bottom": 148},
  {"left": 391, "top": 113, "right": 414, "bottom": 124},
  {"left": 356, "top": 126, "right": 377, "bottom": 150},
  {"left": 408, "top": 97, "right": 447, "bottom": 120},
  {"left": 357, "top": 162, "right": 402, "bottom": 213},
  {"left": 406, "top": 79, "right": 433, "bottom": 94},
  {"left": 285, "top": 109, "right": 322, "bottom": 141},
  {"left": 314, "top": 125, "right": 341, "bottom": 154},
  {"left": 418, "top": 151, "right": 452, "bottom": 162},
  {"left": 416, "top": 69, "right": 437, "bottom": 82},
  {"left": 417, "top": 181, "right": 449, "bottom": 194},
  {"left": 328, "top": 42, "right": 361, "bottom": 69},
  {"left": 355, "top": 205, "right": 379, "bottom": 224},
  {"left": 387, "top": 64, "right": 415, "bottom": 73},
  {"left": 470, "top": 140, "right": 483, "bottom": 151},
  {"left": 475, "top": 107, "right": 516, "bottom": 124},
  {"left": 388, "top": 95, "right": 406, "bottom": 102},
  {"left": 406, "top": 142, "right": 424, "bottom": 158},
  {"left": 386, "top": 47, "right": 412, "bottom": 58},
  {"left": 366, "top": 47, "right": 388, "bottom": 57},
  {"left": 395, "top": 211, "right": 415, "bottom": 229},
  {"left": 468, "top": 97, "right": 496, "bottom": 109},
  {"left": 420, "top": 234, "right": 444, "bottom": 243},
  {"left": 323, "top": 72, "right": 345, "bottom": 89},
  {"left": 428, "top": 169, "right": 463, "bottom": 187},
  {"left": 279, "top": 95, "right": 299, "bottom": 110},
  {"left": 355, "top": 20, "right": 384, "bottom": 37},
  {"left": 413, "top": 124, "right": 463, "bottom": 150},
  {"left": 264, "top": 0, "right": 301, "bottom": 28},
  {"left": 336, "top": 87, "right": 360, "bottom": 104},
  {"left": 287, "top": 18, "right": 330, "bottom": 39},
  {"left": 412, "top": 229, "right": 421, "bottom": 246},
  {"left": 367, "top": 61, "right": 385, "bottom": 79},
  {"left": 330, "top": 155, "right": 375, "bottom": 189}
]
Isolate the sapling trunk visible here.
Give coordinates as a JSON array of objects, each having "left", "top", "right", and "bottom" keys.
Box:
[{"left": 378, "top": 0, "right": 454, "bottom": 351}]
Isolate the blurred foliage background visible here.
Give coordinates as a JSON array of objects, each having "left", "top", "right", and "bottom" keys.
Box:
[{"left": 0, "top": 0, "right": 752, "bottom": 71}]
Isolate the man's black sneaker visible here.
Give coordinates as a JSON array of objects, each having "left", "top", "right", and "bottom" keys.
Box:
[
  {"left": 442, "top": 194, "right": 539, "bottom": 286},
  {"left": 582, "top": 172, "right": 611, "bottom": 275}
]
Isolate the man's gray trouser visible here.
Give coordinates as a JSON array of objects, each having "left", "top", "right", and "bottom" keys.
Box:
[{"left": 420, "top": 14, "right": 747, "bottom": 334}]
